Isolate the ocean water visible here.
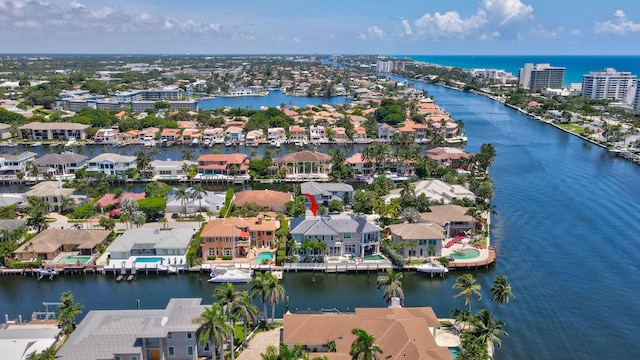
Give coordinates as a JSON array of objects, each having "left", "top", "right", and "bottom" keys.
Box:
[{"left": 401, "top": 55, "right": 640, "bottom": 85}]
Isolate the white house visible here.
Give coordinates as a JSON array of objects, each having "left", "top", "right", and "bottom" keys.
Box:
[
  {"left": 86, "top": 153, "right": 137, "bottom": 176},
  {"left": 106, "top": 228, "right": 193, "bottom": 260},
  {"left": 0, "top": 151, "right": 37, "bottom": 175}
]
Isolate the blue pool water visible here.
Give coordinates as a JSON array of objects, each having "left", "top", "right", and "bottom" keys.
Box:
[
  {"left": 135, "top": 257, "right": 164, "bottom": 263},
  {"left": 450, "top": 249, "right": 480, "bottom": 260},
  {"left": 253, "top": 252, "right": 274, "bottom": 264},
  {"left": 449, "top": 347, "right": 462, "bottom": 359}
]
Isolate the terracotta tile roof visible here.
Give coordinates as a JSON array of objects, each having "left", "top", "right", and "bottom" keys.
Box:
[
  {"left": 197, "top": 153, "right": 248, "bottom": 164},
  {"left": 233, "top": 190, "right": 292, "bottom": 212},
  {"left": 274, "top": 151, "right": 332, "bottom": 163},
  {"left": 283, "top": 307, "right": 450, "bottom": 360}
]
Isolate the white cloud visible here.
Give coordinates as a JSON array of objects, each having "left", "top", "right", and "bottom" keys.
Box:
[
  {"left": 367, "top": 25, "right": 385, "bottom": 39},
  {"left": 570, "top": 29, "right": 581, "bottom": 36},
  {"left": 69, "top": 1, "right": 84, "bottom": 10},
  {"left": 409, "top": 0, "right": 533, "bottom": 40},
  {"left": 401, "top": 18, "right": 412, "bottom": 36},
  {"left": 89, "top": 6, "right": 116, "bottom": 19},
  {"left": 594, "top": 9, "right": 640, "bottom": 35},
  {"left": 483, "top": 0, "right": 533, "bottom": 25},
  {"left": 414, "top": 10, "right": 487, "bottom": 39},
  {"left": 357, "top": 32, "right": 367, "bottom": 40}
]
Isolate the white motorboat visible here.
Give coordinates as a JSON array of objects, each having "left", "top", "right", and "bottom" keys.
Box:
[
  {"left": 37, "top": 268, "right": 58, "bottom": 277},
  {"left": 208, "top": 268, "right": 253, "bottom": 283},
  {"left": 416, "top": 263, "right": 449, "bottom": 274}
]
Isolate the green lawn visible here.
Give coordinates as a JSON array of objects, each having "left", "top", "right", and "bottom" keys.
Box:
[{"left": 557, "top": 123, "right": 585, "bottom": 135}]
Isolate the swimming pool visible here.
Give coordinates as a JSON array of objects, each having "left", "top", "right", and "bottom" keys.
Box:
[
  {"left": 252, "top": 252, "right": 274, "bottom": 264},
  {"left": 57, "top": 256, "right": 91, "bottom": 264},
  {"left": 363, "top": 254, "right": 385, "bottom": 261},
  {"left": 448, "top": 347, "right": 462, "bottom": 359},
  {"left": 135, "top": 257, "right": 164, "bottom": 263},
  {"left": 450, "top": 248, "right": 480, "bottom": 260}
]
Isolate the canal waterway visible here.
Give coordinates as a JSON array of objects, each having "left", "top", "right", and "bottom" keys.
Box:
[{"left": 2, "top": 83, "right": 640, "bottom": 359}]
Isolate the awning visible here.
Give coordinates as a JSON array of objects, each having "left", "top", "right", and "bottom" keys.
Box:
[{"left": 239, "top": 231, "right": 250, "bottom": 238}]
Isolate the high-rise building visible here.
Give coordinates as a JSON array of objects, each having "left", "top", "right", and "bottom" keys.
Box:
[
  {"left": 634, "top": 80, "right": 640, "bottom": 113},
  {"left": 518, "top": 63, "right": 566, "bottom": 89},
  {"left": 581, "top": 68, "right": 637, "bottom": 102}
]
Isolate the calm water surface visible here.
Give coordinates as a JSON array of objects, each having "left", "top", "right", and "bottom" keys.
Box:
[{"left": 2, "top": 83, "right": 640, "bottom": 359}]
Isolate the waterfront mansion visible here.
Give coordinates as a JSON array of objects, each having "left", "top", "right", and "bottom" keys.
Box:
[{"left": 289, "top": 214, "right": 382, "bottom": 258}]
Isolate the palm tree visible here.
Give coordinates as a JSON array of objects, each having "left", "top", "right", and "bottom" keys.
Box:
[
  {"left": 57, "top": 291, "right": 84, "bottom": 334},
  {"left": 490, "top": 275, "right": 515, "bottom": 316},
  {"left": 174, "top": 187, "right": 192, "bottom": 214},
  {"left": 135, "top": 150, "right": 152, "bottom": 179},
  {"left": 350, "top": 328, "right": 383, "bottom": 360},
  {"left": 112, "top": 187, "right": 124, "bottom": 205},
  {"left": 452, "top": 273, "right": 482, "bottom": 312},
  {"left": 193, "top": 303, "right": 232, "bottom": 360},
  {"left": 472, "top": 309, "right": 508, "bottom": 351},
  {"left": 232, "top": 291, "right": 259, "bottom": 348},
  {"left": 190, "top": 183, "right": 208, "bottom": 213},
  {"left": 450, "top": 309, "right": 474, "bottom": 332},
  {"left": 250, "top": 272, "right": 272, "bottom": 325},
  {"left": 25, "top": 196, "right": 50, "bottom": 233},
  {"left": 399, "top": 207, "right": 421, "bottom": 224},
  {"left": 267, "top": 274, "right": 286, "bottom": 326},
  {"left": 214, "top": 283, "right": 244, "bottom": 360},
  {"left": 376, "top": 269, "right": 404, "bottom": 305}
]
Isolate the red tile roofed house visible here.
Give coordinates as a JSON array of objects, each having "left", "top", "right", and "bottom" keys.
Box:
[
  {"left": 233, "top": 189, "right": 292, "bottom": 212},
  {"left": 273, "top": 151, "right": 332, "bottom": 180},
  {"left": 346, "top": 153, "right": 377, "bottom": 176},
  {"left": 115, "top": 111, "right": 126, "bottom": 119},
  {"left": 283, "top": 108, "right": 298, "bottom": 117},
  {"left": 426, "top": 147, "right": 472, "bottom": 169},
  {"left": 353, "top": 127, "right": 368, "bottom": 142},
  {"left": 282, "top": 306, "right": 451, "bottom": 360},
  {"left": 404, "top": 120, "right": 428, "bottom": 142},
  {"left": 200, "top": 216, "right": 280, "bottom": 258},
  {"left": 161, "top": 128, "right": 181, "bottom": 143},
  {"left": 332, "top": 127, "right": 349, "bottom": 143},
  {"left": 181, "top": 128, "right": 201, "bottom": 142},
  {"left": 95, "top": 192, "right": 146, "bottom": 208},
  {"left": 197, "top": 153, "right": 249, "bottom": 177},
  {"left": 226, "top": 120, "right": 246, "bottom": 129},
  {"left": 288, "top": 125, "right": 307, "bottom": 142}
]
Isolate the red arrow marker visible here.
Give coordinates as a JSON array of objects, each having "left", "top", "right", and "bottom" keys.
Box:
[{"left": 303, "top": 193, "right": 318, "bottom": 216}]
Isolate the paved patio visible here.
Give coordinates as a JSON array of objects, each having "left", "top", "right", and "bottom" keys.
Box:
[{"left": 236, "top": 327, "right": 281, "bottom": 360}]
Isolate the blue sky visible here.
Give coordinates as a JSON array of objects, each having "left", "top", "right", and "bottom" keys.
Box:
[{"left": 0, "top": 0, "right": 638, "bottom": 54}]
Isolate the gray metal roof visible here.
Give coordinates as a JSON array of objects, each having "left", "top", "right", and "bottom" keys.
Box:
[
  {"left": 290, "top": 215, "right": 381, "bottom": 237},
  {"left": 300, "top": 181, "right": 354, "bottom": 196},
  {"left": 0, "top": 219, "right": 26, "bottom": 232},
  {"left": 107, "top": 228, "right": 193, "bottom": 254},
  {"left": 35, "top": 153, "right": 87, "bottom": 166},
  {"left": 56, "top": 298, "right": 206, "bottom": 360}
]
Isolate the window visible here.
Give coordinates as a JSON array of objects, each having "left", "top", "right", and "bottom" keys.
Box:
[
  {"left": 343, "top": 233, "right": 352, "bottom": 239},
  {"left": 168, "top": 347, "right": 175, "bottom": 356},
  {"left": 131, "top": 357, "right": 137, "bottom": 360},
  {"left": 167, "top": 332, "right": 173, "bottom": 339},
  {"left": 187, "top": 347, "right": 194, "bottom": 356},
  {"left": 187, "top": 332, "right": 192, "bottom": 339},
  {"left": 114, "top": 357, "right": 121, "bottom": 360}
]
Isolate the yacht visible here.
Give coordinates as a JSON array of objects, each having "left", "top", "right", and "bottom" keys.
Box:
[
  {"left": 208, "top": 267, "right": 253, "bottom": 283},
  {"left": 415, "top": 262, "right": 449, "bottom": 275}
]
